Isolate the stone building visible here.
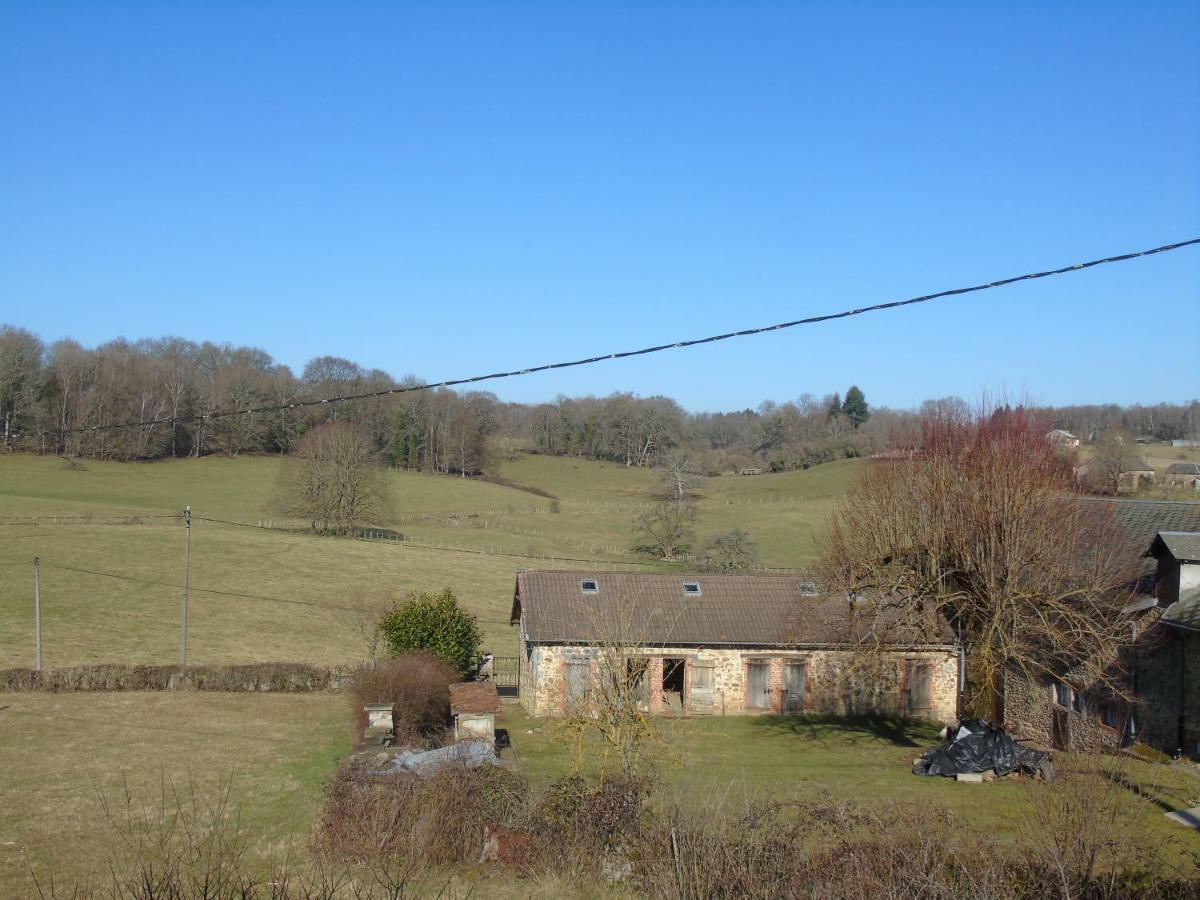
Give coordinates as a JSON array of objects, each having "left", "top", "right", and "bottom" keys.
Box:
[
  {"left": 1001, "top": 510, "right": 1200, "bottom": 756},
  {"left": 510, "top": 571, "right": 959, "bottom": 721},
  {"left": 1164, "top": 462, "right": 1200, "bottom": 491},
  {"left": 1135, "top": 532, "right": 1200, "bottom": 758}
]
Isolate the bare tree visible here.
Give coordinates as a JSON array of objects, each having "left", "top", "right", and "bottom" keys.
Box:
[
  {"left": 822, "top": 405, "right": 1140, "bottom": 717},
  {"left": 286, "top": 422, "right": 391, "bottom": 534},
  {"left": 700, "top": 529, "right": 759, "bottom": 572},
  {"left": 633, "top": 500, "right": 697, "bottom": 560},
  {"left": 1087, "top": 428, "right": 1146, "bottom": 495},
  {"left": 347, "top": 589, "right": 397, "bottom": 668},
  {"left": 557, "top": 586, "right": 679, "bottom": 777}
]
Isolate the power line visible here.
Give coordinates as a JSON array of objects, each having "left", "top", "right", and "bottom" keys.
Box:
[{"left": 37, "top": 237, "right": 1200, "bottom": 438}]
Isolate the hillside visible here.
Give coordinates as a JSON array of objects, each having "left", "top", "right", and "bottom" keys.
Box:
[{"left": 0, "top": 453, "right": 862, "bottom": 668}]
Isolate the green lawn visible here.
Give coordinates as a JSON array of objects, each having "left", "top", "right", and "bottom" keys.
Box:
[
  {"left": 499, "top": 705, "right": 1200, "bottom": 867},
  {"left": 0, "top": 691, "right": 349, "bottom": 897},
  {"left": 0, "top": 453, "right": 861, "bottom": 667},
  {"left": 4, "top": 693, "right": 1195, "bottom": 896}
]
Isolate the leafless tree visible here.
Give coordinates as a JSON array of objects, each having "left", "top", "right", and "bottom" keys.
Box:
[
  {"left": 0, "top": 325, "right": 43, "bottom": 449},
  {"left": 632, "top": 500, "right": 697, "bottom": 560},
  {"left": 822, "top": 405, "right": 1141, "bottom": 717},
  {"left": 286, "top": 421, "right": 391, "bottom": 534},
  {"left": 557, "top": 586, "right": 679, "bottom": 777},
  {"left": 1086, "top": 428, "right": 1147, "bottom": 495}
]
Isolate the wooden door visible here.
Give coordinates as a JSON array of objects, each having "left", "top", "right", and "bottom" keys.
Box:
[
  {"left": 746, "top": 661, "right": 771, "bottom": 709},
  {"left": 784, "top": 662, "right": 806, "bottom": 712}
]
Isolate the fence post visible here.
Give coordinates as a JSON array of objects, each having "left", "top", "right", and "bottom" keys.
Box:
[
  {"left": 180, "top": 506, "right": 191, "bottom": 668},
  {"left": 33, "top": 557, "right": 42, "bottom": 670}
]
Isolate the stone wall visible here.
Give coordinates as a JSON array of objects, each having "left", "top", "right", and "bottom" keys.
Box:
[
  {"left": 518, "top": 638, "right": 958, "bottom": 722},
  {"left": 1135, "top": 628, "right": 1200, "bottom": 758},
  {"left": 1002, "top": 667, "right": 1125, "bottom": 752}
]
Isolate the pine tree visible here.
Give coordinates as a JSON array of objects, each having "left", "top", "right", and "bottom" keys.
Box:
[{"left": 842, "top": 385, "right": 869, "bottom": 428}]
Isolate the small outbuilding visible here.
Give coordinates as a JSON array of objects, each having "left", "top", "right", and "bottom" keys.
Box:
[{"left": 449, "top": 681, "right": 502, "bottom": 744}]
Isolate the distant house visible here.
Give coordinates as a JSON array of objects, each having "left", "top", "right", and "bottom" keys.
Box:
[
  {"left": 1118, "top": 460, "right": 1157, "bottom": 493},
  {"left": 1047, "top": 429, "right": 1080, "bottom": 448},
  {"left": 1165, "top": 462, "right": 1200, "bottom": 491},
  {"left": 1172, "top": 439, "right": 1200, "bottom": 449},
  {"left": 510, "top": 571, "right": 959, "bottom": 721}
]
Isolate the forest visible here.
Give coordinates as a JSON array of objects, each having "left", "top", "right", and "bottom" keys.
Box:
[{"left": 1, "top": 324, "right": 1197, "bottom": 475}]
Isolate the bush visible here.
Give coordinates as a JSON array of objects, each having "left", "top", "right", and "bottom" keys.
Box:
[
  {"left": 378, "top": 589, "right": 482, "bottom": 675},
  {"left": 316, "top": 757, "right": 527, "bottom": 868},
  {"left": 347, "top": 651, "right": 458, "bottom": 747}
]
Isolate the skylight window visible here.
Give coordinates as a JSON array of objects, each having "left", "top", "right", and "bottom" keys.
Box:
[
  {"left": 580, "top": 579, "right": 599, "bottom": 594},
  {"left": 798, "top": 581, "right": 818, "bottom": 597},
  {"left": 682, "top": 581, "right": 702, "bottom": 596}
]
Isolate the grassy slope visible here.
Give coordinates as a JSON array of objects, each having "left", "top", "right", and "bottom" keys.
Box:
[{"left": 0, "top": 453, "right": 861, "bottom": 667}]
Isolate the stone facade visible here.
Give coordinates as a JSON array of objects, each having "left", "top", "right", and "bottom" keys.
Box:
[
  {"left": 518, "top": 636, "right": 958, "bottom": 722},
  {"left": 1002, "top": 667, "right": 1127, "bottom": 752},
  {"left": 1134, "top": 628, "right": 1200, "bottom": 758}
]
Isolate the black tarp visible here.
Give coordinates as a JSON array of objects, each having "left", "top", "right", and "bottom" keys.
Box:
[{"left": 913, "top": 719, "right": 1054, "bottom": 780}]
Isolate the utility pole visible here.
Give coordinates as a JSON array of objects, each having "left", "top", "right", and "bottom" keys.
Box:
[
  {"left": 33, "top": 557, "right": 42, "bottom": 671},
  {"left": 180, "top": 506, "right": 191, "bottom": 668}
]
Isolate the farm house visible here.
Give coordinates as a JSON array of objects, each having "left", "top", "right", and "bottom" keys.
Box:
[{"left": 509, "top": 571, "right": 960, "bottom": 720}]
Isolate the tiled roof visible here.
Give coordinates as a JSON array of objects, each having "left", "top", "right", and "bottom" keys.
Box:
[
  {"left": 1166, "top": 463, "right": 1200, "bottom": 476},
  {"left": 1163, "top": 587, "right": 1200, "bottom": 633},
  {"left": 511, "top": 571, "right": 955, "bottom": 648},
  {"left": 448, "top": 681, "right": 501, "bottom": 715},
  {"left": 1150, "top": 532, "right": 1200, "bottom": 563},
  {"left": 1075, "top": 498, "right": 1200, "bottom": 561}
]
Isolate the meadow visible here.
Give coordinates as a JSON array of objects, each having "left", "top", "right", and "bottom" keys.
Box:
[
  {"left": 0, "top": 452, "right": 856, "bottom": 668},
  {"left": 3, "top": 451, "right": 1196, "bottom": 895}
]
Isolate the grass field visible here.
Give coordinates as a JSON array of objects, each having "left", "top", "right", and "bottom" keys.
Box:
[
  {"left": 0, "top": 452, "right": 860, "bottom": 667},
  {"left": 501, "top": 705, "right": 1200, "bottom": 869},
  {"left": 2, "top": 693, "right": 1196, "bottom": 895},
  {"left": 8, "top": 450, "right": 1192, "bottom": 894},
  {"left": 0, "top": 691, "right": 348, "bottom": 896}
]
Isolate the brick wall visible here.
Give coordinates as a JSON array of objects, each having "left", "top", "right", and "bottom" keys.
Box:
[{"left": 518, "top": 641, "right": 958, "bottom": 722}]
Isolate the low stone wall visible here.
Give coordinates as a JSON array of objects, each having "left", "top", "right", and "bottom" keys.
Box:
[{"left": 0, "top": 662, "right": 353, "bottom": 693}]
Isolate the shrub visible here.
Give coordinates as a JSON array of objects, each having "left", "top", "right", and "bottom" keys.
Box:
[
  {"left": 378, "top": 589, "right": 482, "bottom": 675},
  {"left": 316, "top": 757, "right": 527, "bottom": 868},
  {"left": 347, "top": 651, "right": 458, "bottom": 747}
]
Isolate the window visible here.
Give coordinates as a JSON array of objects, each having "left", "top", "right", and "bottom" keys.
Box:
[
  {"left": 1072, "top": 691, "right": 1086, "bottom": 715},
  {"left": 1101, "top": 704, "right": 1119, "bottom": 728},
  {"left": 1053, "top": 682, "right": 1071, "bottom": 707},
  {"left": 798, "top": 581, "right": 818, "bottom": 597},
  {"left": 682, "top": 581, "right": 702, "bottom": 596},
  {"left": 580, "top": 579, "right": 599, "bottom": 594},
  {"left": 691, "top": 665, "right": 714, "bottom": 693}
]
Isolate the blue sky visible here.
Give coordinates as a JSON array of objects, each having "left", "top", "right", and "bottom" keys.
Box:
[{"left": 1, "top": 2, "right": 1197, "bottom": 412}]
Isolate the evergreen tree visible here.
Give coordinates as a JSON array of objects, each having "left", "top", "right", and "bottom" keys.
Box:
[{"left": 842, "top": 385, "right": 869, "bottom": 428}]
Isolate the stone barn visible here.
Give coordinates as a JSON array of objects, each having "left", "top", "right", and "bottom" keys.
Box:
[{"left": 510, "top": 571, "right": 959, "bottom": 721}]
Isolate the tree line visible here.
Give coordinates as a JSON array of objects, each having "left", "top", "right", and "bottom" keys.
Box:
[{"left": 1, "top": 324, "right": 1196, "bottom": 474}]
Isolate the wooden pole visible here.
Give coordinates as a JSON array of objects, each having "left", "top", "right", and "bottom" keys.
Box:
[
  {"left": 180, "top": 506, "right": 191, "bottom": 667},
  {"left": 34, "top": 557, "right": 42, "bottom": 670}
]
